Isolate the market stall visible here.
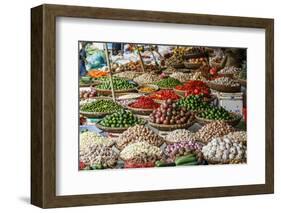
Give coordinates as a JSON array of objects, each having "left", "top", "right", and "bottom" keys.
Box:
[{"left": 79, "top": 42, "right": 247, "bottom": 170}]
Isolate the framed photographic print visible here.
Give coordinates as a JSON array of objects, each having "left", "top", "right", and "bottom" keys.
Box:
[{"left": 31, "top": 4, "right": 274, "bottom": 208}]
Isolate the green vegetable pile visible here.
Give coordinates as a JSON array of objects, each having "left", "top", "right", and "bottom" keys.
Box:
[
  {"left": 96, "top": 77, "right": 135, "bottom": 90},
  {"left": 177, "top": 95, "right": 210, "bottom": 111},
  {"left": 80, "top": 99, "right": 123, "bottom": 113},
  {"left": 96, "top": 76, "right": 118, "bottom": 82},
  {"left": 198, "top": 106, "right": 232, "bottom": 120},
  {"left": 100, "top": 109, "right": 144, "bottom": 128},
  {"left": 80, "top": 76, "right": 92, "bottom": 85},
  {"left": 154, "top": 77, "right": 182, "bottom": 88}
]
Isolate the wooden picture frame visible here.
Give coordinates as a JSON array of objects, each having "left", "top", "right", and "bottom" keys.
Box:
[{"left": 31, "top": 4, "right": 274, "bottom": 208}]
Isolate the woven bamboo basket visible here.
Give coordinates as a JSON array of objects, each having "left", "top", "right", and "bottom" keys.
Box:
[
  {"left": 171, "top": 63, "right": 185, "bottom": 69},
  {"left": 126, "top": 105, "right": 155, "bottom": 116},
  {"left": 79, "top": 111, "right": 110, "bottom": 118},
  {"left": 184, "top": 52, "right": 206, "bottom": 59},
  {"left": 149, "top": 120, "right": 195, "bottom": 131},
  {"left": 95, "top": 122, "right": 130, "bottom": 133},
  {"left": 206, "top": 82, "right": 241, "bottom": 93},
  {"left": 183, "top": 62, "right": 203, "bottom": 69},
  {"left": 94, "top": 87, "right": 137, "bottom": 96},
  {"left": 195, "top": 112, "right": 242, "bottom": 127}
]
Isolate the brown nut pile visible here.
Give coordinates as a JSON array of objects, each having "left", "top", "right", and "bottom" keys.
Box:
[
  {"left": 80, "top": 144, "right": 119, "bottom": 168},
  {"left": 120, "top": 142, "right": 162, "bottom": 164},
  {"left": 116, "top": 125, "right": 165, "bottom": 150},
  {"left": 195, "top": 121, "right": 235, "bottom": 144}
]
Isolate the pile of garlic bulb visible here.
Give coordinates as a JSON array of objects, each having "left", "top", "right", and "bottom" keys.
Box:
[{"left": 202, "top": 137, "right": 246, "bottom": 164}]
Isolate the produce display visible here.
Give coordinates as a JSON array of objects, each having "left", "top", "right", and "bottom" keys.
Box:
[
  {"left": 169, "top": 72, "right": 193, "bottom": 83},
  {"left": 113, "top": 71, "right": 141, "bottom": 80},
  {"left": 164, "top": 141, "right": 204, "bottom": 163},
  {"left": 191, "top": 71, "right": 207, "bottom": 81},
  {"left": 79, "top": 42, "right": 247, "bottom": 170},
  {"left": 202, "top": 137, "right": 247, "bottom": 163},
  {"left": 87, "top": 70, "right": 108, "bottom": 78},
  {"left": 117, "top": 99, "right": 135, "bottom": 108},
  {"left": 120, "top": 142, "right": 163, "bottom": 165},
  {"left": 225, "top": 131, "right": 247, "bottom": 144},
  {"left": 80, "top": 88, "right": 97, "bottom": 100},
  {"left": 208, "top": 77, "right": 240, "bottom": 87},
  {"left": 112, "top": 61, "right": 158, "bottom": 73},
  {"left": 79, "top": 76, "right": 92, "bottom": 86},
  {"left": 197, "top": 106, "right": 232, "bottom": 120},
  {"left": 80, "top": 99, "right": 122, "bottom": 113},
  {"left": 175, "top": 80, "right": 211, "bottom": 97},
  {"left": 80, "top": 131, "right": 114, "bottom": 148},
  {"left": 163, "top": 67, "right": 177, "bottom": 74},
  {"left": 133, "top": 73, "right": 162, "bottom": 85},
  {"left": 94, "top": 76, "right": 117, "bottom": 82},
  {"left": 195, "top": 121, "right": 235, "bottom": 144},
  {"left": 129, "top": 96, "right": 160, "bottom": 109},
  {"left": 165, "top": 51, "right": 184, "bottom": 67},
  {"left": 116, "top": 125, "right": 165, "bottom": 150},
  {"left": 149, "top": 90, "right": 180, "bottom": 101},
  {"left": 177, "top": 95, "right": 210, "bottom": 112},
  {"left": 185, "top": 47, "right": 205, "bottom": 55},
  {"left": 80, "top": 144, "right": 119, "bottom": 169},
  {"left": 165, "top": 129, "right": 197, "bottom": 143},
  {"left": 154, "top": 77, "right": 182, "bottom": 88},
  {"left": 138, "top": 84, "right": 159, "bottom": 93},
  {"left": 149, "top": 99, "right": 194, "bottom": 125},
  {"left": 187, "top": 57, "right": 206, "bottom": 64},
  {"left": 218, "top": 66, "right": 241, "bottom": 74},
  {"left": 116, "top": 93, "right": 143, "bottom": 100},
  {"left": 96, "top": 77, "right": 135, "bottom": 90},
  {"left": 100, "top": 110, "right": 144, "bottom": 128}
]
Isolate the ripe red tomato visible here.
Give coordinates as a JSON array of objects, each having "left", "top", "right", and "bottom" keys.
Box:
[
  {"left": 193, "top": 88, "right": 200, "bottom": 94},
  {"left": 209, "top": 68, "right": 217, "bottom": 75}
]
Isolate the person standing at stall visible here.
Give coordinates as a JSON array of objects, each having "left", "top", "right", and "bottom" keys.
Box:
[{"left": 79, "top": 42, "right": 88, "bottom": 76}]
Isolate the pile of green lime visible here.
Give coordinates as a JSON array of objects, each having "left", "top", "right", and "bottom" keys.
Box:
[
  {"left": 177, "top": 95, "right": 210, "bottom": 111},
  {"left": 100, "top": 110, "right": 144, "bottom": 128},
  {"left": 198, "top": 106, "right": 232, "bottom": 120}
]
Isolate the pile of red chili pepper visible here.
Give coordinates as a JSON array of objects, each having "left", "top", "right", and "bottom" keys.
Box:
[
  {"left": 149, "top": 90, "right": 180, "bottom": 101},
  {"left": 175, "top": 80, "right": 211, "bottom": 97},
  {"left": 130, "top": 96, "right": 160, "bottom": 109}
]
